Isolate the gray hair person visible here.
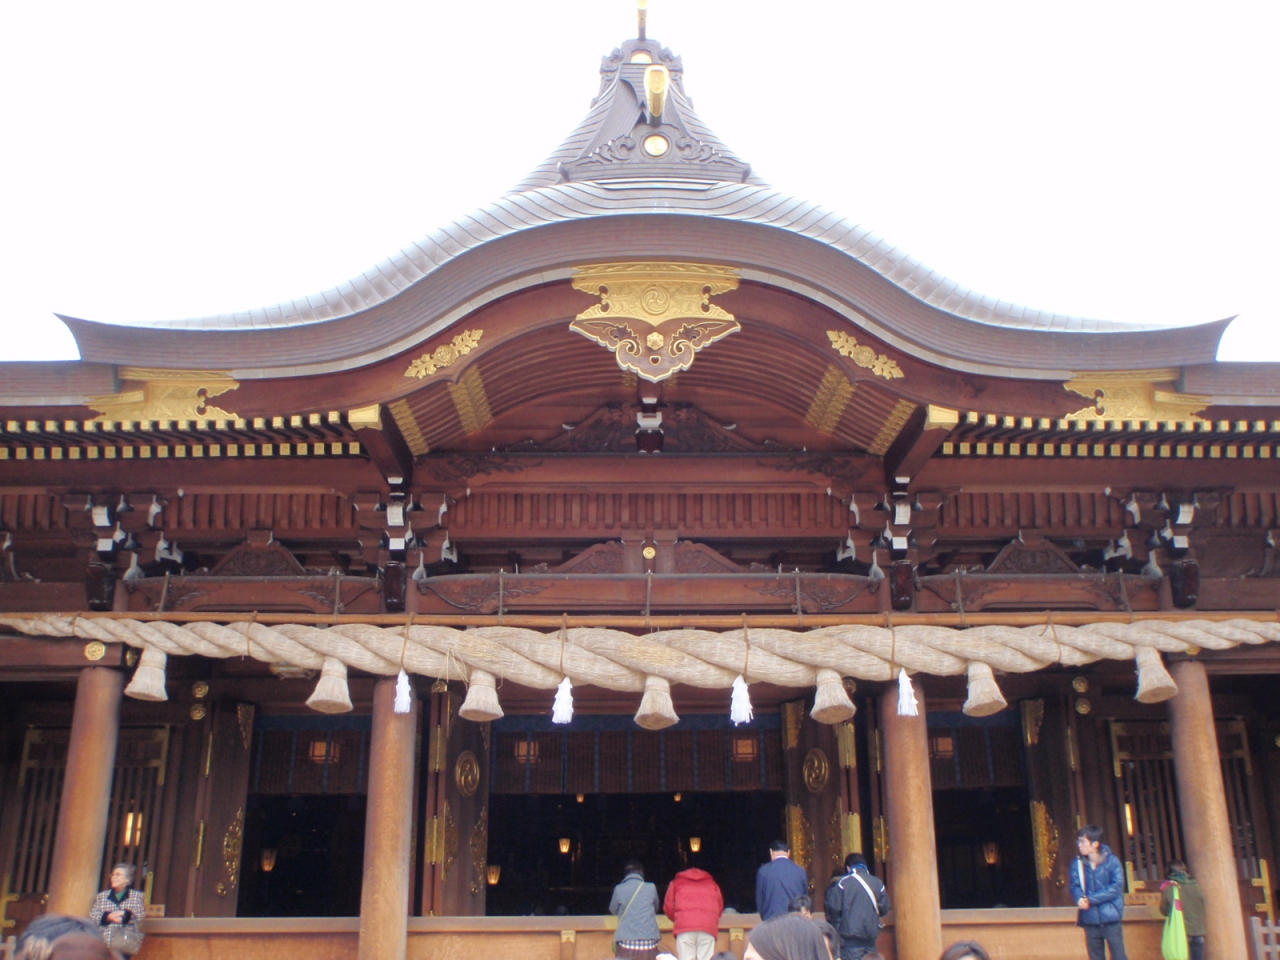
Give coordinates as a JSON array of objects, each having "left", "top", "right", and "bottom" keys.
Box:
[
  {"left": 15, "top": 915, "right": 105, "bottom": 960},
  {"left": 89, "top": 862, "right": 146, "bottom": 956}
]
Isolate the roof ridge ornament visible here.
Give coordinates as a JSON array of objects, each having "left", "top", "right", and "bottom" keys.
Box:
[{"left": 570, "top": 262, "right": 740, "bottom": 383}]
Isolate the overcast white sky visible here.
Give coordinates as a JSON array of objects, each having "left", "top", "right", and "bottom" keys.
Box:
[{"left": 2, "top": 1, "right": 1276, "bottom": 363}]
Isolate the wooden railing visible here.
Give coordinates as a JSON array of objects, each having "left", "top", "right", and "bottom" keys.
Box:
[{"left": 1254, "top": 916, "right": 1280, "bottom": 960}]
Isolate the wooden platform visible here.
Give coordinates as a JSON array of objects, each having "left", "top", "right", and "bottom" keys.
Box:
[{"left": 133, "top": 909, "right": 1164, "bottom": 960}]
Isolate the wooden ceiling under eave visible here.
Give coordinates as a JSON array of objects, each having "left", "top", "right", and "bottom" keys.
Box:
[{"left": 389, "top": 314, "right": 919, "bottom": 456}]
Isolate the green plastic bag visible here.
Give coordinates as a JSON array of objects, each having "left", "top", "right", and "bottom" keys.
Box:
[{"left": 1162, "top": 882, "right": 1189, "bottom": 960}]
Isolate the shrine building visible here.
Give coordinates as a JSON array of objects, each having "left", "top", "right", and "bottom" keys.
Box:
[{"left": 2, "top": 11, "right": 1279, "bottom": 960}]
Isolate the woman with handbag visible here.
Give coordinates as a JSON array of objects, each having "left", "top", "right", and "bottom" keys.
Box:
[
  {"left": 610, "top": 860, "right": 662, "bottom": 960},
  {"left": 89, "top": 863, "right": 145, "bottom": 957}
]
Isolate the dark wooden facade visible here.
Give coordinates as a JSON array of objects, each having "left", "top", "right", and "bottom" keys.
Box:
[{"left": 2, "top": 19, "right": 1279, "bottom": 960}]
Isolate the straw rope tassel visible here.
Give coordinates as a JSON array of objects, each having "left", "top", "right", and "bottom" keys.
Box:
[
  {"left": 730, "top": 615, "right": 754, "bottom": 726},
  {"left": 552, "top": 615, "right": 574, "bottom": 724},
  {"left": 124, "top": 645, "right": 169, "bottom": 702}
]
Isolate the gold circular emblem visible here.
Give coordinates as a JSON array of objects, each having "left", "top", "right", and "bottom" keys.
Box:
[
  {"left": 1075, "top": 698, "right": 1092, "bottom": 715},
  {"left": 646, "top": 331, "right": 665, "bottom": 350},
  {"left": 642, "top": 134, "right": 669, "bottom": 157},
  {"left": 802, "top": 748, "right": 829, "bottom": 794},
  {"left": 640, "top": 284, "right": 670, "bottom": 314},
  {"left": 1071, "top": 676, "right": 1089, "bottom": 693},
  {"left": 83, "top": 641, "right": 107, "bottom": 661},
  {"left": 642, "top": 545, "right": 657, "bottom": 560},
  {"left": 455, "top": 750, "right": 481, "bottom": 798},
  {"left": 190, "top": 704, "right": 208, "bottom": 721},
  {"left": 192, "top": 681, "right": 210, "bottom": 699}
]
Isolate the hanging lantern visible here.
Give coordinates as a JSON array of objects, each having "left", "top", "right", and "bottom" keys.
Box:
[
  {"left": 689, "top": 837, "right": 702, "bottom": 853},
  {"left": 982, "top": 841, "right": 999, "bottom": 866},
  {"left": 559, "top": 838, "right": 572, "bottom": 854},
  {"left": 487, "top": 865, "right": 501, "bottom": 886},
  {"left": 261, "top": 848, "right": 278, "bottom": 873}
]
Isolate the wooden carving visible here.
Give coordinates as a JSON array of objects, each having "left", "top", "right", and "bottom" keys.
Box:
[
  {"left": 986, "top": 537, "right": 1080, "bottom": 575},
  {"left": 673, "top": 541, "right": 748, "bottom": 574},
  {"left": 210, "top": 539, "right": 307, "bottom": 577}
]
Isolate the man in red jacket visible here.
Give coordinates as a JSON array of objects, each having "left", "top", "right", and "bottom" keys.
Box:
[{"left": 664, "top": 864, "right": 724, "bottom": 960}]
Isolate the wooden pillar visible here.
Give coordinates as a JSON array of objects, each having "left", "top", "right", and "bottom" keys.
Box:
[
  {"left": 880, "top": 687, "right": 942, "bottom": 960},
  {"left": 46, "top": 666, "right": 124, "bottom": 915},
  {"left": 358, "top": 676, "right": 418, "bottom": 960},
  {"left": 1167, "top": 660, "right": 1248, "bottom": 960}
]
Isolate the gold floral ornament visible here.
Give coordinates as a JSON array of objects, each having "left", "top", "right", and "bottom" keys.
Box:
[
  {"left": 404, "top": 330, "right": 484, "bottom": 379},
  {"left": 571, "top": 263, "right": 740, "bottom": 383},
  {"left": 827, "top": 331, "right": 904, "bottom": 381}
]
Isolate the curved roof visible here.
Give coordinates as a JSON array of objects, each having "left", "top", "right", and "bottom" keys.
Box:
[{"left": 59, "top": 31, "right": 1229, "bottom": 381}]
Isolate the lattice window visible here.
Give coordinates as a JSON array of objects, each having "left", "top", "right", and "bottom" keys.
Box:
[
  {"left": 249, "top": 717, "right": 369, "bottom": 795},
  {"left": 1110, "top": 721, "right": 1185, "bottom": 890},
  {"left": 489, "top": 717, "right": 783, "bottom": 795},
  {"left": 7, "top": 727, "right": 169, "bottom": 896}
]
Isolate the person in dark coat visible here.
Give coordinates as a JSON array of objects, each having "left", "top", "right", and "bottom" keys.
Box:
[
  {"left": 755, "top": 840, "right": 808, "bottom": 921},
  {"left": 1067, "top": 825, "right": 1129, "bottom": 960},
  {"left": 664, "top": 863, "right": 724, "bottom": 960},
  {"left": 744, "top": 912, "right": 832, "bottom": 960},
  {"left": 1159, "top": 859, "right": 1207, "bottom": 960},
  {"left": 823, "top": 854, "right": 889, "bottom": 960}
]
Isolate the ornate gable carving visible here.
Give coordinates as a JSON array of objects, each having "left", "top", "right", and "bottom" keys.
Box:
[
  {"left": 985, "top": 536, "right": 1080, "bottom": 576},
  {"left": 673, "top": 541, "right": 749, "bottom": 574},
  {"left": 210, "top": 538, "right": 307, "bottom": 577}
]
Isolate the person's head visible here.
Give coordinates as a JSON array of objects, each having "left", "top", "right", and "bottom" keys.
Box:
[
  {"left": 746, "top": 913, "right": 833, "bottom": 960},
  {"left": 812, "top": 918, "right": 840, "bottom": 958},
  {"left": 1167, "top": 859, "right": 1189, "bottom": 878},
  {"left": 939, "top": 942, "right": 992, "bottom": 960},
  {"left": 623, "top": 859, "right": 645, "bottom": 879},
  {"left": 845, "top": 853, "right": 867, "bottom": 872},
  {"left": 769, "top": 839, "right": 791, "bottom": 860},
  {"left": 1076, "top": 824, "right": 1104, "bottom": 858},
  {"left": 109, "top": 862, "right": 135, "bottom": 892},
  {"left": 47, "top": 934, "right": 116, "bottom": 960},
  {"left": 787, "top": 894, "right": 813, "bottom": 917},
  {"left": 16, "top": 915, "right": 100, "bottom": 960}
]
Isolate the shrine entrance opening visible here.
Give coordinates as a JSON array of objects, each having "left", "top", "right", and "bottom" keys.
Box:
[
  {"left": 235, "top": 715, "right": 370, "bottom": 918},
  {"left": 927, "top": 711, "right": 1039, "bottom": 908},
  {"left": 485, "top": 714, "right": 786, "bottom": 916}
]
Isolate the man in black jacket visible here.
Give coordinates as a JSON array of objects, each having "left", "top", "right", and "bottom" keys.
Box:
[{"left": 823, "top": 854, "right": 889, "bottom": 960}]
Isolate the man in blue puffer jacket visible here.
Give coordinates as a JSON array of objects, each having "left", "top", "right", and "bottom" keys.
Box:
[{"left": 1068, "top": 824, "right": 1129, "bottom": 960}]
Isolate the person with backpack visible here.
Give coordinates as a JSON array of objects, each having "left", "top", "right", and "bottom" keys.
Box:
[{"left": 822, "top": 853, "right": 889, "bottom": 960}]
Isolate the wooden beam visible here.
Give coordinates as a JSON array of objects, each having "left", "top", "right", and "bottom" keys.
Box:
[
  {"left": 0, "top": 636, "right": 125, "bottom": 669},
  {"left": 348, "top": 404, "right": 415, "bottom": 487},
  {"left": 8, "top": 608, "right": 1280, "bottom": 629},
  {"left": 883, "top": 405, "right": 957, "bottom": 486}
]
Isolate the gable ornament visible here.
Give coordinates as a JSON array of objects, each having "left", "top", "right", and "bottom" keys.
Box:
[{"left": 570, "top": 262, "right": 740, "bottom": 382}]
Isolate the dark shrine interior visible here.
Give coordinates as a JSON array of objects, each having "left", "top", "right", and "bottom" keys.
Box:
[{"left": 486, "top": 791, "right": 786, "bottom": 916}]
